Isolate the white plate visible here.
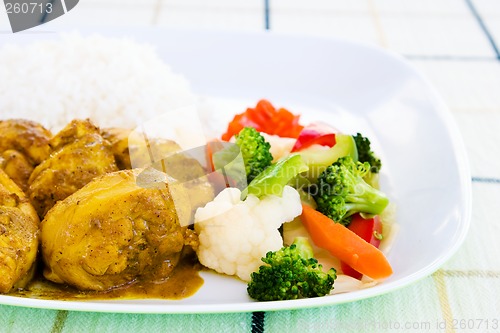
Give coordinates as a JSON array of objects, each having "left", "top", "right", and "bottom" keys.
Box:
[{"left": 0, "top": 29, "right": 471, "bottom": 313}]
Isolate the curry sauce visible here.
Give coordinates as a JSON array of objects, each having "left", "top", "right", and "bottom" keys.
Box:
[{"left": 10, "top": 252, "right": 204, "bottom": 301}]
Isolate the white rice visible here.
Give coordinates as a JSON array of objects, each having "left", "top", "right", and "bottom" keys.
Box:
[{"left": 0, "top": 34, "right": 195, "bottom": 131}]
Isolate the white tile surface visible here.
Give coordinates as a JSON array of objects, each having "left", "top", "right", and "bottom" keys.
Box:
[
  {"left": 158, "top": 0, "right": 264, "bottom": 30},
  {"left": 473, "top": 0, "right": 500, "bottom": 17},
  {"left": 82, "top": 0, "right": 157, "bottom": 5},
  {"left": 0, "top": 4, "right": 22, "bottom": 31},
  {"left": 0, "top": 3, "right": 10, "bottom": 31},
  {"left": 272, "top": 13, "right": 381, "bottom": 46},
  {"left": 68, "top": 0, "right": 155, "bottom": 26},
  {"left": 446, "top": 275, "right": 500, "bottom": 322},
  {"left": 455, "top": 112, "right": 500, "bottom": 178},
  {"left": 484, "top": 18, "right": 500, "bottom": 48},
  {"left": 46, "top": 7, "right": 155, "bottom": 28},
  {"left": 380, "top": 16, "right": 496, "bottom": 56},
  {"left": 156, "top": 7, "right": 264, "bottom": 31},
  {"left": 271, "top": 0, "right": 370, "bottom": 12},
  {"left": 163, "top": 0, "right": 262, "bottom": 10},
  {"left": 374, "top": 0, "right": 471, "bottom": 15},
  {"left": 468, "top": 1, "right": 500, "bottom": 56},
  {"left": 443, "top": 183, "right": 500, "bottom": 270},
  {"left": 411, "top": 60, "right": 500, "bottom": 110}
]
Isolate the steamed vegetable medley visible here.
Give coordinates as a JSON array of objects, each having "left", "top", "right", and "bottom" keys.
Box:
[{"left": 195, "top": 99, "right": 394, "bottom": 302}]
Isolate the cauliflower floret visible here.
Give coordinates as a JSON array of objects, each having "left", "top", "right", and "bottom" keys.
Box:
[
  {"left": 194, "top": 185, "right": 302, "bottom": 281},
  {"left": 260, "top": 133, "right": 296, "bottom": 162}
]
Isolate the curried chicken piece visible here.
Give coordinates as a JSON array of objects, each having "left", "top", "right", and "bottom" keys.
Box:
[
  {"left": 102, "top": 128, "right": 184, "bottom": 171},
  {"left": 0, "top": 169, "right": 39, "bottom": 293},
  {"left": 0, "top": 150, "right": 34, "bottom": 193},
  {"left": 157, "top": 151, "right": 215, "bottom": 223},
  {"left": 0, "top": 119, "right": 52, "bottom": 165},
  {"left": 101, "top": 128, "right": 134, "bottom": 170},
  {"left": 41, "top": 168, "right": 195, "bottom": 291},
  {"left": 0, "top": 119, "right": 52, "bottom": 191},
  {"left": 28, "top": 119, "right": 118, "bottom": 218},
  {"left": 102, "top": 128, "right": 214, "bottom": 221}
]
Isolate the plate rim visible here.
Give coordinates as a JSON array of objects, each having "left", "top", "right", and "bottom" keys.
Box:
[{"left": 0, "top": 29, "right": 472, "bottom": 314}]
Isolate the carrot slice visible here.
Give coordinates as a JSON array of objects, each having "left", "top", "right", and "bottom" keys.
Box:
[
  {"left": 256, "top": 99, "right": 275, "bottom": 118},
  {"left": 221, "top": 100, "right": 304, "bottom": 140},
  {"left": 300, "top": 204, "right": 393, "bottom": 280},
  {"left": 205, "top": 139, "right": 224, "bottom": 172}
]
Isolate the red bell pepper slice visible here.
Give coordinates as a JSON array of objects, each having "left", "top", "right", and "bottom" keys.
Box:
[{"left": 291, "top": 123, "right": 337, "bottom": 152}]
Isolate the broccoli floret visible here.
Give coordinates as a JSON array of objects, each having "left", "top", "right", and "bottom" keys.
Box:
[
  {"left": 313, "top": 156, "right": 389, "bottom": 226},
  {"left": 247, "top": 237, "right": 336, "bottom": 301},
  {"left": 352, "top": 133, "right": 382, "bottom": 173},
  {"left": 235, "top": 127, "right": 273, "bottom": 182}
]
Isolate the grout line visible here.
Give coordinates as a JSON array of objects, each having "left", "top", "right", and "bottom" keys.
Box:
[
  {"left": 40, "top": 0, "right": 57, "bottom": 23},
  {"left": 452, "top": 107, "right": 500, "bottom": 113},
  {"left": 258, "top": 8, "right": 471, "bottom": 17},
  {"left": 264, "top": 0, "right": 270, "bottom": 30},
  {"left": 432, "top": 270, "right": 456, "bottom": 333},
  {"left": 442, "top": 269, "right": 500, "bottom": 278},
  {"left": 151, "top": 0, "right": 163, "bottom": 26},
  {"left": 367, "top": 0, "right": 388, "bottom": 48},
  {"left": 404, "top": 54, "right": 497, "bottom": 61},
  {"left": 472, "top": 177, "right": 500, "bottom": 184},
  {"left": 144, "top": 4, "right": 263, "bottom": 12},
  {"left": 464, "top": 0, "right": 500, "bottom": 60},
  {"left": 251, "top": 311, "right": 266, "bottom": 333},
  {"left": 50, "top": 310, "right": 68, "bottom": 333}
]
